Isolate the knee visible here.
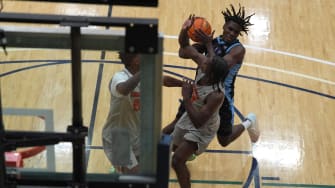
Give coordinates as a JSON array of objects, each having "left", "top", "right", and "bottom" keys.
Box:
[
  {"left": 217, "top": 135, "right": 230, "bottom": 147},
  {"left": 171, "top": 153, "right": 184, "bottom": 170}
]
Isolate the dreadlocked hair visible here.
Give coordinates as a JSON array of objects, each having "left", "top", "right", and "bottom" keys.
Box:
[
  {"left": 221, "top": 4, "right": 255, "bottom": 35},
  {"left": 211, "top": 56, "right": 229, "bottom": 93}
]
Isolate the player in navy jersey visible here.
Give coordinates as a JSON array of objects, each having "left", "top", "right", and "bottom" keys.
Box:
[{"left": 163, "top": 4, "right": 260, "bottom": 150}]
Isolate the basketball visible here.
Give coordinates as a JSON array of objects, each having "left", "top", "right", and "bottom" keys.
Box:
[{"left": 187, "top": 17, "right": 212, "bottom": 42}]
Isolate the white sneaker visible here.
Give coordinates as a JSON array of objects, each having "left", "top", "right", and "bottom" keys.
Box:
[{"left": 245, "top": 113, "right": 260, "bottom": 143}]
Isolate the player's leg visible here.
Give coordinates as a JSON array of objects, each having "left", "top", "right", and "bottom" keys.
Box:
[
  {"left": 119, "top": 151, "right": 139, "bottom": 174},
  {"left": 102, "top": 126, "right": 116, "bottom": 172},
  {"left": 217, "top": 98, "right": 239, "bottom": 146},
  {"left": 217, "top": 99, "right": 259, "bottom": 146},
  {"left": 171, "top": 140, "right": 197, "bottom": 188},
  {"left": 244, "top": 113, "right": 260, "bottom": 143},
  {"left": 102, "top": 126, "right": 140, "bottom": 174}
]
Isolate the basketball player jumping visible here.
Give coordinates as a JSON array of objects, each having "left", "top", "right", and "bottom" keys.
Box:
[
  {"left": 163, "top": 4, "right": 260, "bottom": 150},
  {"left": 171, "top": 15, "right": 230, "bottom": 188}
]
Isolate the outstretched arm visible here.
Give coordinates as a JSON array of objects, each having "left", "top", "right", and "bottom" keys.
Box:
[
  {"left": 163, "top": 75, "right": 183, "bottom": 87},
  {"left": 224, "top": 45, "right": 245, "bottom": 68},
  {"left": 116, "top": 72, "right": 141, "bottom": 96},
  {"left": 178, "top": 15, "right": 207, "bottom": 67},
  {"left": 178, "top": 15, "right": 214, "bottom": 72}
]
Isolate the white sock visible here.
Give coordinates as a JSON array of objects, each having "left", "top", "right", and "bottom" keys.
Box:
[{"left": 242, "top": 119, "right": 252, "bottom": 129}]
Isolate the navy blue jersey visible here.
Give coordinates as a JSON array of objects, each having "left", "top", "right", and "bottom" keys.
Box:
[{"left": 192, "top": 36, "right": 243, "bottom": 102}]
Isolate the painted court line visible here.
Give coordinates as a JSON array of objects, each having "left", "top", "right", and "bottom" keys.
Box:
[
  {"left": 245, "top": 63, "right": 335, "bottom": 86},
  {"left": 163, "top": 52, "right": 335, "bottom": 86},
  {"left": 163, "top": 34, "right": 335, "bottom": 67},
  {"left": 244, "top": 44, "right": 335, "bottom": 67},
  {"left": 2, "top": 35, "right": 334, "bottom": 187}
]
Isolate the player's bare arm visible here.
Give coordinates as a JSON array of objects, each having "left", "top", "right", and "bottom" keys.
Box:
[
  {"left": 223, "top": 45, "right": 245, "bottom": 68},
  {"left": 163, "top": 75, "right": 183, "bottom": 87},
  {"left": 185, "top": 92, "right": 224, "bottom": 129},
  {"left": 116, "top": 72, "right": 141, "bottom": 96},
  {"left": 178, "top": 16, "right": 204, "bottom": 60},
  {"left": 182, "top": 80, "right": 224, "bottom": 128}
]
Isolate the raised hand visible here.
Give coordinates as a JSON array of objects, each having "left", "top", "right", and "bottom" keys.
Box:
[
  {"left": 181, "top": 78, "right": 194, "bottom": 100},
  {"left": 194, "top": 29, "right": 215, "bottom": 44},
  {"left": 182, "top": 14, "right": 195, "bottom": 30}
]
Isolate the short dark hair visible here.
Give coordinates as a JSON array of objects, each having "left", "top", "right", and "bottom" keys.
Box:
[
  {"left": 118, "top": 52, "right": 139, "bottom": 67},
  {"left": 222, "top": 4, "right": 255, "bottom": 35}
]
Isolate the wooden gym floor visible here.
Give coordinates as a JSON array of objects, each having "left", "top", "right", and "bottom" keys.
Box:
[{"left": 0, "top": 0, "right": 335, "bottom": 187}]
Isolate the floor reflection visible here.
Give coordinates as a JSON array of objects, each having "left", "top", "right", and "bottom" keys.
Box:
[{"left": 253, "top": 135, "right": 304, "bottom": 169}]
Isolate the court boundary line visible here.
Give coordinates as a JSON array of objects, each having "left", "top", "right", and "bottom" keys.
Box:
[
  {"left": 168, "top": 179, "right": 335, "bottom": 188},
  {"left": 2, "top": 59, "right": 334, "bottom": 187},
  {"left": 2, "top": 60, "right": 333, "bottom": 101},
  {"left": 1, "top": 56, "right": 333, "bottom": 186},
  {"left": 85, "top": 3, "right": 113, "bottom": 169},
  {"left": 163, "top": 52, "right": 335, "bottom": 86},
  {"left": 163, "top": 35, "right": 335, "bottom": 67},
  {"left": 0, "top": 60, "right": 335, "bottom": 99},
  {"left": 1, "top": 57, "right": 334, "bottom": 87}
]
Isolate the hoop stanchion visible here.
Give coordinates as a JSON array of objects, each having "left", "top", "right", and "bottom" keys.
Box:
[{"left": 0, "top": 1, "right": 165, "bottom": 187}]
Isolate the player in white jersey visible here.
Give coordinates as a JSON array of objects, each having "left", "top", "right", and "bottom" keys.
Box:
[
  {"left": 171, "top": 15, "right": 229, "bottom": 188},
  {"left": 102, "top": 52, "right": 184, "bottom": 174}
]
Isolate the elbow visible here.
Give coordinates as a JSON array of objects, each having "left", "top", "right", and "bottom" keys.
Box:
[
  {"left": 162, "top": 76, "right": 172, "bottom": 87},
  {"left": 178, "top": 49, "right": 184, "bottom": 58},
  {"left": 178, "top": 49, "right": 187, "bottom": 58}
]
